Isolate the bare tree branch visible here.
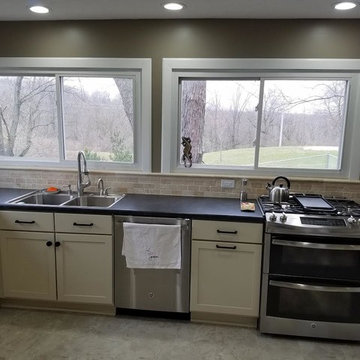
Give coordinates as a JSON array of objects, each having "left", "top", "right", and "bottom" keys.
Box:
[{"left": 19, "top": 79, "right": 55, "bottom": 104}]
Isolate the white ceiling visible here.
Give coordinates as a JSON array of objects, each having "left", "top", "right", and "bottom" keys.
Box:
[{"left": 1, "top": 0, "right": 360, "bottom": 21}]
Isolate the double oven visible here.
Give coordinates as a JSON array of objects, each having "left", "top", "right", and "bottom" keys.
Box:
[{"left": 259, "top": 195, "right": 360, "bottom": 341}]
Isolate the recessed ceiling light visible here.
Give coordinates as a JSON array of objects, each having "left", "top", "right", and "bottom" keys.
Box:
[
  {"left": 163, "top": 2, "right": 184, "bottom": 11},
  {"left": 333, "top": 2, "right": 357, "bottom": 10},
  {"left": 29, "top": 5, "right": 50, "bottom": 14}
]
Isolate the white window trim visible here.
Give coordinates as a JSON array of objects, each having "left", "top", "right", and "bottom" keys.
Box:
[
  {"left": 0, "top": 57, "right": 152, "bottom": 172},
  {"left": 162, "top": 58, "right": 360, "bottom": 180}
]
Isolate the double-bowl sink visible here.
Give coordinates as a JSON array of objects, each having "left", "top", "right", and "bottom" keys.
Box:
[{"left": 7, "top": 191, "right": 125, "bottom": 208}]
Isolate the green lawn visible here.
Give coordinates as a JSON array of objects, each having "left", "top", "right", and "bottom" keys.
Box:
[{"left": 203, "top": 146, "right": 339, "bottom": 169}]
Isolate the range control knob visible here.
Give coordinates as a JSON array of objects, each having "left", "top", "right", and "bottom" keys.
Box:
[
  {"left": 280, "top": 212, "right": 287, "bottom": 223},
  {"left": 269, "top": 212, "right": 277, "bottom": 222},
  {"left": 347, "top": 216, "right": 357, "bottom": 225}
]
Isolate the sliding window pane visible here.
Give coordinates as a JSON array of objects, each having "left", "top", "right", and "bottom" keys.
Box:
[
  {"left": 259, "top": 80, "right": 347, "bottom": 169},
  {"left": 62, "top": 77, "right": 134, "bottom": 163},
  {"left": 0, "top": 76, "right": 58, "bottom": 160},
  {"left": 180, "top": 79, "right": 259, "bottom": 167}
]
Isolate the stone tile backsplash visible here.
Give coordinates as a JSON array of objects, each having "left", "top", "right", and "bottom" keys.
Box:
[{"left": 0, "top": 169, "right": 359, "bottom": 203}]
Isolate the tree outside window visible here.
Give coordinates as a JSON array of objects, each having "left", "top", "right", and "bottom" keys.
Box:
[
  {"left": 180, "top": 79, "right": 347, "bottom": 170},
  {"left": 0, "top": 76, "right": 135, "bottom": 163}
]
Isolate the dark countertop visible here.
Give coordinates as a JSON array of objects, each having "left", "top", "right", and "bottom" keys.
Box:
[{"left": 0, "top": 188, "right": 264, "bottom": 223}]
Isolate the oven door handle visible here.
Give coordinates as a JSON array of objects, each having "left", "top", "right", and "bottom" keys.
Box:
[
  {"left": 272, "top": 239, "right": 360, "bottom": 251},
  {"left": 269, "top": 280, "right": 360, "bottom": 293}
]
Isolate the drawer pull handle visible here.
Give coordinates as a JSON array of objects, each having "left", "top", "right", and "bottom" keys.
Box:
[
  {"left": 73, "top": 222, "right": 94, "bottom": 227},
  {"left": 46, "top": 241, "right": 53, "bottom": 247},
  {"left": 216, "top": 244, "right": 237, "bottom": 250},
  {"left": 217, "top": 229, "right": 238, "bottom": 234},
  {"left": 55, "top": 241, "right": 61, "bottom": 247},
  {"left": 15, "top": 220, "right": 35, "bottom": 224}
]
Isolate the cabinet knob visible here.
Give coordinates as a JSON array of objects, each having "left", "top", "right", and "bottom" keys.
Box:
[
  {"left": 55, "top": 241, "right": 61, "bottom": 247},
  {"left": 46, "top": 241, "right": 53, "bottom": 247}
]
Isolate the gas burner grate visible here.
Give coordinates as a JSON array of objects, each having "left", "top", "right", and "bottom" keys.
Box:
[
  {"left": 259, "top": 194, "right": 360, "bottom": 216},
  {"left": 259, "top": 194, "right": 306, "bottom": 214},
  {"left": 326, "top": 198, "right": 360, "bottom": 217}
]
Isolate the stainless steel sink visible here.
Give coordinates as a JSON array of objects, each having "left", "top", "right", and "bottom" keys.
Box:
[
  {"left": 61, "top": 194, "right": 125, "bottom": 208},
  {"left": 9, "top": 192, "right": 75, "bottom": 206},
  {"left": 8, "top": 191, "right": 125, "bottom": 208}
]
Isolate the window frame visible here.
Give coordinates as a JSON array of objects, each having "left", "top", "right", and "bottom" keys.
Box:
[
  {"left": 162, "top": 58, "right": 360, "bottom": 180},
  {"left": 0, "top": 57, "right": 152, "bottom": 172}
]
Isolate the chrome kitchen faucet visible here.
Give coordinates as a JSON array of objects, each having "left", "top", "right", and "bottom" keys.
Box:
[{"left": 77, "top": 151, "right": 91, "bottom": 196}]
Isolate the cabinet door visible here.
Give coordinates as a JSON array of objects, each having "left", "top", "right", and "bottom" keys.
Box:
[
  {"left": 0, "top": 243, "right": 3, "bottom": 298},
  {"left": 0, "top": 231, "right": 56, "bottom": 300},
  {"left": 191, "top": 240, "right": 262, "bottom": 316},
  {"left": 56, "top": 233, "right": 113, "bottom": 304}
]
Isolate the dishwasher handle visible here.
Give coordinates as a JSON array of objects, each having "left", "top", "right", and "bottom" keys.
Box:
[{"left": 115, "top": 216, "right": 191, "bottom": 227}]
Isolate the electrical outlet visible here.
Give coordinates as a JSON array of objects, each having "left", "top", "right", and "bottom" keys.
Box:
[{"left": 221, "top": 179, "right": 235, "bottom": 189}]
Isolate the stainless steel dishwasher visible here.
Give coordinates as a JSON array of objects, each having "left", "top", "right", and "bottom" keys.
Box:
[{"left": 114, "top": 215, "right": 191, "bottom": 315}]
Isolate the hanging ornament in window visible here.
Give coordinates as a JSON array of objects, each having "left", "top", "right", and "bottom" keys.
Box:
[{"left": 181, "top": 137, "right": 192, "bottom": 168}]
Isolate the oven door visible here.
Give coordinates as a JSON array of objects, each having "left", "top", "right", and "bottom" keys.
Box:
[
  {"left": 265, "top": 234, "right": 360, "bottom": 281},
  {"left": 265, "top": 275, "right": 360, "bottom": 323},
  {"left": 260, "top": 274, "right": 360, "bottom": 340}
]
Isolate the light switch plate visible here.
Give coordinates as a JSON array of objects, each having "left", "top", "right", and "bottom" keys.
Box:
[{"left": 221, "top": 179, "right": 235, "bottom": 188}]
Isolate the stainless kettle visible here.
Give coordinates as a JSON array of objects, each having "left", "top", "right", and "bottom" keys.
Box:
[{"left": 266, "top": 176, "right": 291, "bottom": 203}]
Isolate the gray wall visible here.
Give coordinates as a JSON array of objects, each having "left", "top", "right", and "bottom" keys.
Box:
[{"left": 1, "top": 19, "right": 360, "bottom": 171}]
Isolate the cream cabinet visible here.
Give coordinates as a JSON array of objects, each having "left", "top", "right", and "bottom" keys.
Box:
[
  {"left": 56, "top": 233, "right": 113, "bottom": 304},
  {"left": 0, "top": 248, "right": 3, "bottom": 298},
  {"left": 54, "top": 213, "right": 113, "bottom": 305},
  {"left": 54, "top": 213, "right": 112, "bottom": 235},
  {"left": 0, "top": 211, "right": 55, "bottom": 300},
  {"left": 0, "top": 230, "right": 56, "bottom": 300},
  {"left": 0, "top": 211, "right": 113, "bottom": 306},
  {"left": 191, "top": 220, "right": 263, "bottom": 320},
  {"left": 192, "top": 219, "right": 263, "bottom": 244},
  {"left": 0, "top": 211, "right": 54, "bottom": 232}
]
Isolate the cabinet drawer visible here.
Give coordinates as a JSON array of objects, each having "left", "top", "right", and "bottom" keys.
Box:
[
  {"left": 55, "top": 213, "right": 112, "bottom": 235},
  {"left": 192, "top": 220, "right": 263, "bottom": 244},
  {"left": 0, "top": 211, "right": 54, "bottom": 232}
]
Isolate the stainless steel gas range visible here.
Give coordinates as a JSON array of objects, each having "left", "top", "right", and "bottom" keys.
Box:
[{"left": 258, "top": 194, "right": 360, "bottom": 341}]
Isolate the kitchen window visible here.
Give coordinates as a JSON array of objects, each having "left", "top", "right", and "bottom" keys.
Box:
[
  {"left": 0, "top": 58, "right": 151, "bottom": 172},
  {"left": 259, "top": 79, "right": 347, "bottom": 170},
  {"left": 162, "top": 59, "right": 360, "bottom": 179}
]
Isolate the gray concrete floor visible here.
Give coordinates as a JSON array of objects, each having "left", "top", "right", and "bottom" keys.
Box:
[{"left": 0, "top": 308, "right": 359, "bottom": 360}]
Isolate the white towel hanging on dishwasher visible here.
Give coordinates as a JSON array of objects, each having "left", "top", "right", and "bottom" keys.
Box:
[{"left": 122, "top": 222, "right": 181, "bottom": 269}]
